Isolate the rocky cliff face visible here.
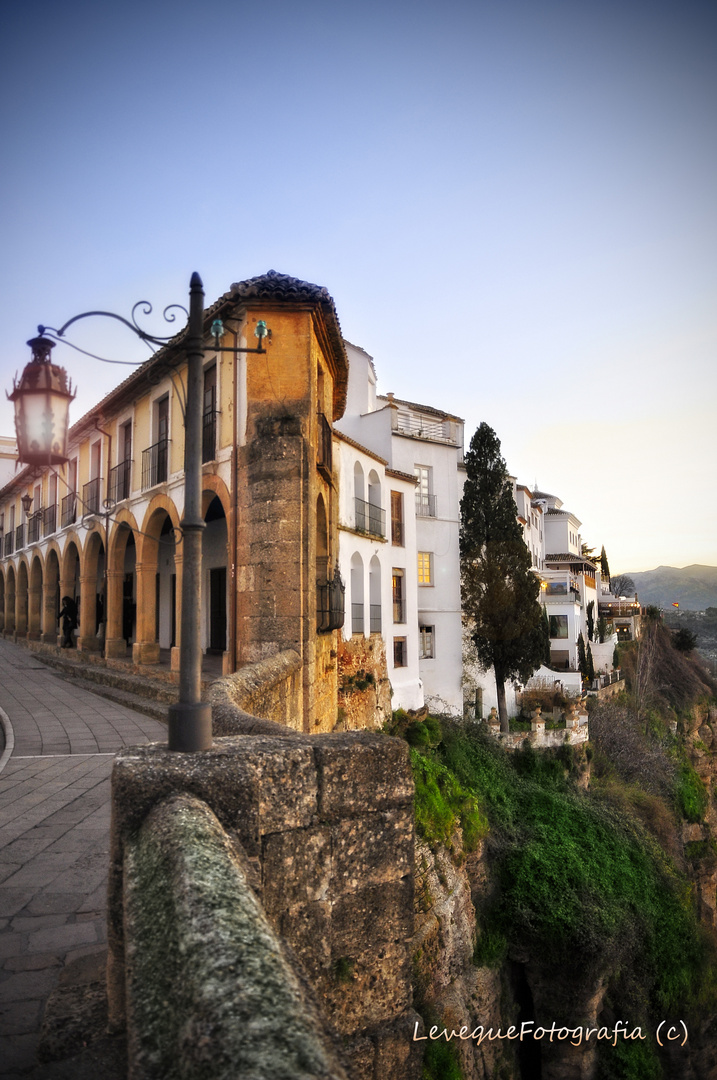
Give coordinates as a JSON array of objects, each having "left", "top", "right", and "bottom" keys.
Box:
[{"left": 413, "top": 834, "right": 507, "bottom": 1079}]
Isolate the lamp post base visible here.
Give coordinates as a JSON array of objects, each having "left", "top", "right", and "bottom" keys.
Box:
[{"left": 167, "top": 702, "right": 213, "bottom": 752}]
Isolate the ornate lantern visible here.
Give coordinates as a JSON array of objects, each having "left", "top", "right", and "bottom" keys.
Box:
[{"left": 8, "top": 337, "right": 76, "bottom": 466}]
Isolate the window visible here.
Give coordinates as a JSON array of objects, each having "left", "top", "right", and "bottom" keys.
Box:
[
  {"left": 203, "top": 365, "right": 217, "bottom": 463},
  {"left": 392, "top": 569, "right": 406, "bottom": 623},
  {"left": 414, "top": 465, "right": 435, "bottom": 516},
  {"left": 393, "top": 637, "right": 407, "bottom": 667},
  {"left": 549, "top": 615, "right": 569, "bottom": 639},
  {"left": 419, "top": 626, "right": 434, "bottom": 659},
  {"left": 391, "top": 491, "right": 404, "bottom": 546},
  {"left": 417, "top": 551, "right": 433, "bottom": 586}
]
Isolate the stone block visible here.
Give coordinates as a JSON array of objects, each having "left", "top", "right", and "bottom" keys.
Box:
[
  {"left": 331, "top": 879, "right": 413, "bottom": 953},
  {"left": 278, "top": 901, "right": 332, "bottom": 983},
  {"left": 331, "top": 809, "right": 414, "bottom": 894},
  {"left": 262, "top": 827, "right": 331, "bottom": 912},
  {"left": 319, "top": 939, "right": 412, "bottom": 1034},
  {"left": 314, "top": 733, "right": 413, "bottom": 819}
]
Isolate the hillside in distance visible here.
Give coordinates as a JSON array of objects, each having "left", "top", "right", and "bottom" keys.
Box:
[{"left": 623, "top": 564, "right": 717, "bottom": 610}]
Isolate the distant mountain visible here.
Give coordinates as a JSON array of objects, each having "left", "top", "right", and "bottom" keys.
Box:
[{"left": 621, "top": 565, "right": 717, "bottom": 611}]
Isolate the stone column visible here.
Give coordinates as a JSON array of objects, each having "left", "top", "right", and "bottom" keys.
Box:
[
  {"left": 28, "top": 582, "right": 42, "bottom": 640},
  {"left": 132, "top": 561, "right": 160, "bottom": 665},
  {"left": 105, "top": 568, "right": 127, "bottom": 659},
  {"left": 41, "top": 579, "right": 57, "bottom": 644},
  {"left": 78, "top": 574, "right": 101, "bottom": 652}
]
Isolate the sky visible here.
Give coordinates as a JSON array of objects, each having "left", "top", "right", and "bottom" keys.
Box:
[{"left": 1, "top": 0, "right": 715, "bottom": 573}]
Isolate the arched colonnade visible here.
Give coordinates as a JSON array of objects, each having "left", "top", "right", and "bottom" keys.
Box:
[{"left": 0, "top": 479, "right": 231, "bottom": 667}]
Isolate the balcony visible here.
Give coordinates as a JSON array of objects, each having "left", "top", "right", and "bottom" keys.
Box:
[
  {"left": 370, "top": 604, "right": 381, "bottom": 633},
  {"left": 317, "top": 412, "right": 332, "bottom": 479},
  {"left": 61, "top": 493, "right": 76, "bottom": 529},
  {"left": 142, "top": 439, "right": 168, "bottom": 490},
  {"left": 202, "top": 410, "right": 218, "bottom": 463},
  {"left": 395, "top": 412, "right": 457, "bottom": 444},
  {"left": 109, "top": 460, "right": 131, "bottom": 503},
  {"left": 44, "top": 504, "right": 57, "bottom": 537},
  {"left": 4, "top": 533, "right": 13, "bottom": 557},
  {"left": 355, "top": 498, "right": 385, "bottom": 538},
  {"left": 316, "top": 568, "right": 345, "bottom": 633},
  {"left": 415, "top": 494, "right": 437, "bottom": 518},
  {"left": 15, "top": 524, "right": 24, "bottom": 550},
  {"left": 351, "top": 603, "right": 364, "bottom": 635},
  {"left": 83, "top": 478, "right": 101, "bottom": 516},
  {"left": 27, "top": 511, "right": 43, "bottom": 545}
]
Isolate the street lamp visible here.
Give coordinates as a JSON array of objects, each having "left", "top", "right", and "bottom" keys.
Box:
[{"left": 10, "top": 272, "right": 270, "bottom": 753}]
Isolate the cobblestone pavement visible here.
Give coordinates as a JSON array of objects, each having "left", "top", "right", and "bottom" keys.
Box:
[{"left": 0, "top": 638, "right": 167, "bottom": 1078}]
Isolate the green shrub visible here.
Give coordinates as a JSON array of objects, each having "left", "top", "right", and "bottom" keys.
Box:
[
  {"left": 676, "top": 761, "right": 708, "bottom": 822},
  {"left": 411, "top": 748, "right": 487, "bottom": 850},
  {"left": 421, "top": 1031, "right": 464, "bottom": 1080}
]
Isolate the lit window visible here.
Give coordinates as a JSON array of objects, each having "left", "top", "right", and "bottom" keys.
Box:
[
  {"left": 393, "top": 637, "right": 407, "bottom": 667},
  {"left": 417, "top": 551, "right": 433, "bottom": 585},
  {"left": 419, "top": 626, "right": 434, "bottom": 659}
]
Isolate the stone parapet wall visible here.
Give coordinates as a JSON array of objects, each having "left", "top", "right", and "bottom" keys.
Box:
[
  {"left": 124, "top": 792, "right": 348, "bottom": 1079},
  {"left": 210, "top": 648, "right": 303, "bottom": 733},
  {"left": 109, "top": 731, "right": 422, "bottom": 1080}
]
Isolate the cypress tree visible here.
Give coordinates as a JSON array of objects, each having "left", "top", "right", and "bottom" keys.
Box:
[
  {"left": 578, "top": 633, "right": 588, "bottom": 682},
  {"left": 460, "top": 423, "right": 549, "bottom": 732},
  {"left": 600, "top": 545, "right": 610, "bottom": 585}
]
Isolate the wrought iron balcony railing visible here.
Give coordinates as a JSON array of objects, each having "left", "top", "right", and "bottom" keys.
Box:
[
  {"left": 351, "top": 603, "right": 364, "bottom": 635},
  {"left": 415, "top": 494, "right": 437, "bottom": 518},
  {"left": 44, "top": 504, "right": 57, "bottom": 537},
  {"left": 15, "top": 524, "right": 24, "bottom": 550},
  {"left": 109, "top": 459, "right": 132, "bottom": 503},
  {"left": 4, "top": 533, "right": 13, "bottom": 556},
  {"left": 355, "top": 497, "right": 385, "bottom": 538},
  {"left": 141, "top": 439, "right": 169, "bottom": 490},
  {"left": 202, "top": 410, "right": 218, "bottom": 463},
  {"left": 83, "top": 478, "right": 101, "bottom": 516},
  {"left": 27, "top": 510, "right": 43, "bottom": 544},
  {"left": 61, "top": 493, "right": 76, "bottom": 529},
  {"left": 369, "top": 604, "right": 382, "bottom": 633}
]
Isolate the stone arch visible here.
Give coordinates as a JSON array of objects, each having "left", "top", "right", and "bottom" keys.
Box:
[
  {"left": 80, "top": 528, "right": 106, "bottom": 652},
  {"left": 200, "top": 474, "right": 231, "bottom": 522},
  {"left": 60, "top": 540, "right": 81, "bottom": 647},
  {"left": 133, "top": 497, "right": 181, "bottom": 663},
  {"left": 16, "top": 559, "right": 29, "bottom": 637},
  {"left": 28, "top": 553, "right": 44, "bottom": 640},
  {"left": 43, "top": 546, "right": 61, "bottom": 643},
  {"left": 5, "top": 564, "right": 16, "bottom": 635},
  {"left": 202, "top": 494, "right": 228, "bottom": 657},
  {"left": 106, "top": 513, "right": 139, "bottom": 659}
]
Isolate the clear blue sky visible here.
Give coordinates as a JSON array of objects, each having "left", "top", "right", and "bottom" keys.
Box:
[{"left": 1, "top": 0, "right": 715, "bottom": 572}]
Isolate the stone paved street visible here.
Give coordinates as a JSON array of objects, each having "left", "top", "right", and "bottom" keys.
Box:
[{"left": 0, "top": 638, "right": 166, "bottom": 1078}]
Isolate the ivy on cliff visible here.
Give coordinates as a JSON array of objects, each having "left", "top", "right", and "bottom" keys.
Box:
[{"left": 396, "top": 715, "right": 714, "bottom": 1023}]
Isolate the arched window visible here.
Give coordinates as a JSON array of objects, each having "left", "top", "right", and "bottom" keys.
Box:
[{"left": 351, "top": 552, "right": 364, "bottom": 635}]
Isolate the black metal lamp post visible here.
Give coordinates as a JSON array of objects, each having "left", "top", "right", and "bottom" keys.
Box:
[{"left": 10, "top": 273, "right": 270, "bottom": 752}]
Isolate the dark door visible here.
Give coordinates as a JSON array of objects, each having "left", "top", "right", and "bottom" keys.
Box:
[{"left": 209, "top": 567, "right": 226, "bottom": 653}]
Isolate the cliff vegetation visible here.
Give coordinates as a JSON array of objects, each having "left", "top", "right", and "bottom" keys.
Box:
[{"left": 391, "top": 617, "right": 717, "bottom": 1079}]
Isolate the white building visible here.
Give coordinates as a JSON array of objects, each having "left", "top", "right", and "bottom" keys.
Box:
[
  {"left": 336, "top": 343, "right": 466, "bottom": 714},
  {"left": 333, "top": 429, "right": 423, "bottom": 710}
]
